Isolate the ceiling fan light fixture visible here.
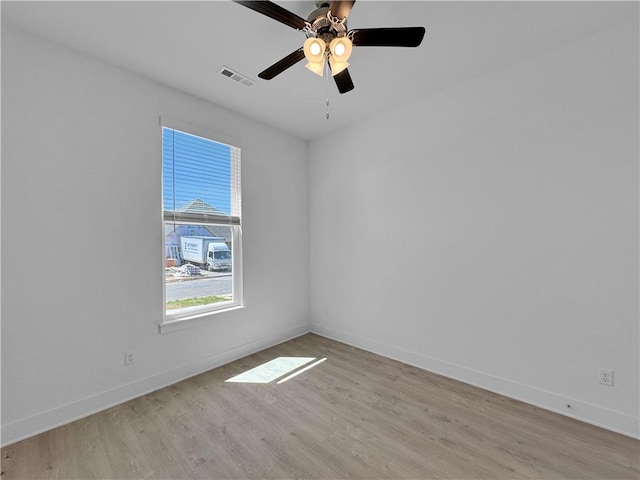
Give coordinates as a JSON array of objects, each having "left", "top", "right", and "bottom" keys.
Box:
[
  {"left": 303, "top": 37, "right": 326, "bottom": 63},
  {"left": 328, "top": 56, "right": 349, "bottom": 76},
  {"left": 305, "top": 59, "right": 326, "bottom": 77},
  {"left": 329, "top": 36, "right": 353, "bottom": 62},
  {"left": 232, "top": 0, "right": 426, "bottom": 94}
]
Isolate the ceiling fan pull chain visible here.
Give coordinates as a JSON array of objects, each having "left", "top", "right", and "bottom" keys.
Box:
[{"left": 325, "top": 61, "right": 330, "bottom": 119}]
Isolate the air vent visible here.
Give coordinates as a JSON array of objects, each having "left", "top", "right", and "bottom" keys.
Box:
[{"left": 218, "top": 66, "right": 255, "bottom": 87}]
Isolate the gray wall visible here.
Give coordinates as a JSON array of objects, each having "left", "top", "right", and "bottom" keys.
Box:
[
  {"left": 1, "top": 27, "right": 309, "bottom": 444},
  {"left": 309, "top": 20, "right": 639, "bottom": 437}
]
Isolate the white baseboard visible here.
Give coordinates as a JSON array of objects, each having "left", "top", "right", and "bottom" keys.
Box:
[
  {"left": 311, "top": 323, "right": 640, "bottom": 440},
  {"left": 1, "top": 324, "right": 310, "bottom": 447}
]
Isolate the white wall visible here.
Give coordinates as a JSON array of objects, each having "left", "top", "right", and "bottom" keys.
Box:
[
  {"left": 3, "top": 11, "right": 639, "bottom": 446},
  {"left": 1, "top": 27, "right": 309, "bottom": 445},
  {"left": 309, "top": 20, "right": 639, "bottom": 437}
]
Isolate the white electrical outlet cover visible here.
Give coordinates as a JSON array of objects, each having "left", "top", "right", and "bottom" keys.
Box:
[
  {"left": 598, "top": 368, "right": 614, "bottom": 386},
  {"left": 125, "top": 351, "right": 135, "bottom": 365}
]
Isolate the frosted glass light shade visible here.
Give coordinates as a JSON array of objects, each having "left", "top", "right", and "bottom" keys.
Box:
[
  {"left": 329, "top": 56, "right": 349, "bottom": 76},
  {"left": 329, "top": 37, "right": 353, "bottom": 62},
  {"left": 305, "top": 60, "right": 326, "bottom": 77},
  {"left": 303, "top": 37, "right": 326, "bottom": 63}
]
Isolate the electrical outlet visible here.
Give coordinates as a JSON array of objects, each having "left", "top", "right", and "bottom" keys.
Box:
[
  {"left": 125, "top": 351, "right": 136, "bottom": 366},
  {"left": 598, "top": 368, "right": 614, "bottom": 386}
]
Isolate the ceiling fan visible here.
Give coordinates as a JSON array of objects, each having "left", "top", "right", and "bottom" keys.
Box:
[{"left": 233, "top": 0, "right": 426, "bottom": 94}]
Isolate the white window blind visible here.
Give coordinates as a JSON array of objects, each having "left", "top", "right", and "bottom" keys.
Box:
[{"left": 162, "top": 127, "right": 241, "bottom": 225}]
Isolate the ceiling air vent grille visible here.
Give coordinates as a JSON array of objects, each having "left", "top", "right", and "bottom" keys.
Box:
[{"left": 218, "top": 66, "right": 255, "bottom": 87}]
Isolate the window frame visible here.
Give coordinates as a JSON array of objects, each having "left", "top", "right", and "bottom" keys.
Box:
[{"left": 159, "top": 117, "right": 244, "bottom": 334}]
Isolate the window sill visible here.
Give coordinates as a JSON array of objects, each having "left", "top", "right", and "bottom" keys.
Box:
[{"left": 159, "top": 304, "right": 245, "bottom": 334}]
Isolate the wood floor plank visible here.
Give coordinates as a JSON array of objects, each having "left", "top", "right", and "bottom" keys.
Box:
[{"left": 2, "top": 333, "right": 638, "bottom": 479}]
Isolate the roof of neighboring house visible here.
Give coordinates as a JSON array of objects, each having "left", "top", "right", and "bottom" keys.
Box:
[
  {"left": 176, "top": 198, "right": 225, "bottom": 216},
  {"left": 165, "top": 198, "right": 232, "bottom": 242}
]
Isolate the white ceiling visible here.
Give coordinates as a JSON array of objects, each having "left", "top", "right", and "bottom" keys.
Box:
[{"left": 2, "top": 1, "right": 632, "bottom": 140}]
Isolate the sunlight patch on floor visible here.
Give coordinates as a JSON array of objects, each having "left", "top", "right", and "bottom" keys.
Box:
[
  {"left": 276, "top": 357, "right": 327, "bottom": 384},
  {"left": 225, "top": 357, "right": 318, "bottom": 383}
]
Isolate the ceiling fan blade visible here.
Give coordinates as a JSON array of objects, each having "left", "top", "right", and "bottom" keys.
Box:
[
  {"left": 258, "top": 48, "right": 305, "bottom": 80},
  {"left": 351, "top": 27, "right": 426, "bottom": 47},
  {"left": 333, "top": 68, "right": 355, "bottom": 94},
  {"left": 329, "top": 0, "right": 356, "bottom": 20},
  {"left": 233, "top": 1, "right": 308, "bottom": 30}
]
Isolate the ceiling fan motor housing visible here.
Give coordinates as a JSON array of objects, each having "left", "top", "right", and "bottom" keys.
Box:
[{"left": 306, "top": 5, "right": 347, "bottom": 45}]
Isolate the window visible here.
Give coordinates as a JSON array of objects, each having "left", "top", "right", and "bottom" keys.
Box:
[{"left": 161, "top": 120, "right": 242, "bottom": 329}]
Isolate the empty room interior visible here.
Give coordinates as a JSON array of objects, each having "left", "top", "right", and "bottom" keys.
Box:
[{"left": 1, "top": 1, "right": 639, "bottom": 478}]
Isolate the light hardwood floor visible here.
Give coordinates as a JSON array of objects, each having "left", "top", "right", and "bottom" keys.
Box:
[{"left": 2, "top": 333, "right": 638, "bottom": 479}]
